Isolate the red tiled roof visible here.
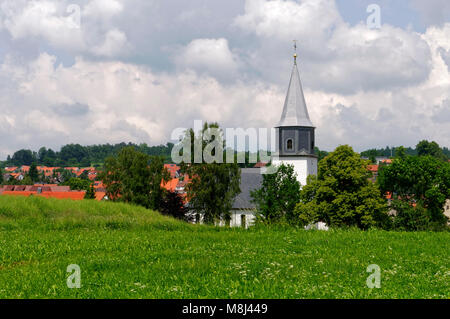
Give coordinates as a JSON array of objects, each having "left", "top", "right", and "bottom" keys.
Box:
[
  {"left": 2, "top": 191, "right": 86, "bottom": 200},
  {"left": 161, "top": 178, "right": 179, "bottom": 192},
  {"left": 40, "top": 192, "right": 86, "bottom": 200},
  {"left": 21, "top": 166, "right": 30, "bottom": 173},
  {"left": 95, "top": 192, "right": 106, "bottom": 201},
  {"left": 367, "top": 165, "right": 379, "bottom": 172}
]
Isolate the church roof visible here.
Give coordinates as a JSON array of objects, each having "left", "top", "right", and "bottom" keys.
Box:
[
  {"left": 277, "top": 60, "right": 314, "bottom": 127},
  {"left": 232, "top": 168, "right": 263, "bottom": 210}
]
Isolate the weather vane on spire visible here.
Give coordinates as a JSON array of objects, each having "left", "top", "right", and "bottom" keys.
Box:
[{"left": 293, "top": 40, "right": 298, "bottom": 64}]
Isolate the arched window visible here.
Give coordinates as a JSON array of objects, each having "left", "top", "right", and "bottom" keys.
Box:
[{"left": 286, "top": 139, "right": 293, "bottom": 151}]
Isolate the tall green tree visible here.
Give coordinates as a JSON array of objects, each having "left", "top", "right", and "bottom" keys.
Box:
[
  {"left": 251, "top": 164, "right": 301, "bottom": 224},
  {"left": 294, "top": 145, "right": 388, "bottom": 229},
  {"left": 29, "top": 163, "right": 39, "bottom": 183},
  {"left": 11, "top": 149, "right": 35, "bottom": 166},
  {"left": 180, "top": 123, "right": 241, "bottom": 225},
  {"left": 378, "top": 155, "right": 450, "bottom": 229},
  {"left": 100, "top": 147, "right": 169, "bottom": 210},
  {"left": 0, "top": 167, "right": 3, "bottom": 184},
  {"left": 416, "top": 140, "right": 446, "bottom": 161}
]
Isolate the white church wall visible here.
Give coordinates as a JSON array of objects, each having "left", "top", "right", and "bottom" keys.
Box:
[
  {"left": 272, "top": 156, "right": 317, "bottom": 187},
  {"left": 192, "top": 211, "right": 256, "bottom": 228},
  {"left": 230, "top": 210, "right": 256, "bottom": 228}
]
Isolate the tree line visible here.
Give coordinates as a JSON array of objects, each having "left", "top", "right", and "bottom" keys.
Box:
[
  {"left": 1, "top": 142, "right": 175, "bottom": 168},
  {"left": 361, "top": 141, "right": 450, "bottom": 163},
  {"left": 3, "top": 140, "right": 447, "bottom": 169}
]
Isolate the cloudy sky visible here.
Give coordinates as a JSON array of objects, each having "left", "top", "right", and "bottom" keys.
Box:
[{"left": 0, "top": 0, "right": 449, "bottom": 159}]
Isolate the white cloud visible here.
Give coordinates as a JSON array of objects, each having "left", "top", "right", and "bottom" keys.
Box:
[
  {"left": 0, "top": 0, "right": 130, "bottom": 57},
  {"left": 0, "top": 0, "right": 84, "bottom": 50},
  {"left": 0, "top": 0, "right": 449, "bottom": 158},
  {"left": 0, "top": 53, "right": 283, "bottom": 158},
  {"left": 235, "top": 0, "right": 432, "bottom": 94},
  {"left": 91, "top": 28, "right": 129, "bottom": 57},
  {"left": 83, "top": 0, "right": 124, "bottom": 20},
  {"left": 175, "top": 38, "right": 240, "bottom": 79},
  {"left": 235, "top": 0, "right": 340, "bottom": 45}
]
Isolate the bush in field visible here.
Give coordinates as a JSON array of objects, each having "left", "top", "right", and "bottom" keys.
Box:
[
  {"left": 294, "top": 145, "right": 389, "bottom": 229},
  {"left": 378, "top": 155, "right": 450, "bottom": 230},
  {"left": 100, "top": 147, "right": 169, "bottom": 210}
]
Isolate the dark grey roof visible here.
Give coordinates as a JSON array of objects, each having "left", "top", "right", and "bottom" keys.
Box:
[
  {"left": 232, "top": 168, "right": 263, "bottom": 210},
  {"left": 277, "top": 62, "right": 314, "bottom": 127}
]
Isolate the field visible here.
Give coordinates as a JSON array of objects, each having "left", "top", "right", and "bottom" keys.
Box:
[{"left": 0, "top": 196, "right": 448, "bottom": 299}]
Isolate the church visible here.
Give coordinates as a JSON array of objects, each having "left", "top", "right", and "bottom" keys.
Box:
[{"left": 230, "top": 51, "right": 318, "bottom": 227}]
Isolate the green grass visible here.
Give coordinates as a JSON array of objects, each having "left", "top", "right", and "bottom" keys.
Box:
[{"left": 0, "top": 196, "right": 448, "bottom": 299}]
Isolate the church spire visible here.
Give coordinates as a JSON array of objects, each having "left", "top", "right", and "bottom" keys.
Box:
[{"left": 277, "top": 44, "right": 314, "bottom": 128}]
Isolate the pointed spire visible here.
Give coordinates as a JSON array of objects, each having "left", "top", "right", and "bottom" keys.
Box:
[{"left": 277, "top": 47, "right": 314, "bottom": 127}]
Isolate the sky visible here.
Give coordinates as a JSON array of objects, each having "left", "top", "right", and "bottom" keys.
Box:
[{"left": 0, "top": 0, "right": 449, "bottom": 159}]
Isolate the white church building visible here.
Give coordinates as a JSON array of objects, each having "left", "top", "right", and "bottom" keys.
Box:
[
  {"left": 230, "top": 52, "right": 318, "bottom": 227},
  {"left": 271, "top": 52, "right": 318, "bottom": 186}
]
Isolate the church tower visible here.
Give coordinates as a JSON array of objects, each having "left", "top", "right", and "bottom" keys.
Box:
[{"left": 271, "top": 49, "right": 318, "bottom": 186}]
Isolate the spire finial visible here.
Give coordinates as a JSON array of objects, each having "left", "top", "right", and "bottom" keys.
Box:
[{"left": 293, "top": 40, "right": 298, "bottom": 65}]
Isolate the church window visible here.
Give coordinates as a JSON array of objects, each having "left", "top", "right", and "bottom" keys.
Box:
[{"left": 286, "top": 139, "right": 293, "bottom": 151}]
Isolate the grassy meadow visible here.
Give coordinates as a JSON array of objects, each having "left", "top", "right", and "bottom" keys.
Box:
[{"left": 0, "top": 195, "right": 448, "bottom": 299}]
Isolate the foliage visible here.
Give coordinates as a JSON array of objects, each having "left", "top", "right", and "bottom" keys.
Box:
[
  {"left": 100, "top": 147, "right": 169, "bottom": 210},
  {"left": 251, "top": 164, "right": 301, "bottom": 224},
  {"left": 378, "top": 155, "right": 450, "bottom": 229},
  {"left": 61, "top": 178, "right": 91, "bottom": 191},
  {"left": 78, "top": 170, "right": 90, "bottom": 180},
  {"left": 29, "top": 163, "right": 39, "bottom": 182},
  {"left": 360, "top": 141, "right": 449, "bottom": 161},
  {"left": 9, "top": 149, "right": 35, "bottom": 166},
  {"left": 21, "top": 176, "right": 33, "bottom": 186},
  {"left": 0, "top": 196, "right": 449, "bottom": 299},
  {"left": 180, "top": 123, "right": 241, "bottom": 225},
  {"left": 390, "top": 200, "right": 441, "bottom": 231},
  {"left": 416, "top": 140, "right": 447, "bottom": 161},
  {"left": 57, "top": 169, "right": 76, "bottom": 183},
  {"left": 314, "top": 147, "right": 329, "bottom": 161},
  {"left": 0, "top": 167, "right": 3, "bottom": 184},
  {"left": 84, "top": 183, "right": 96, "bottom": 200},
  {"left": 294, "top": 145, "right": 389, "bottom": 229},
  {"left": 3, "top": 142, "right": 175, "bottom": 168},
  {"left": 159, "top": 190, "right": 192, "bottom": 222}
]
